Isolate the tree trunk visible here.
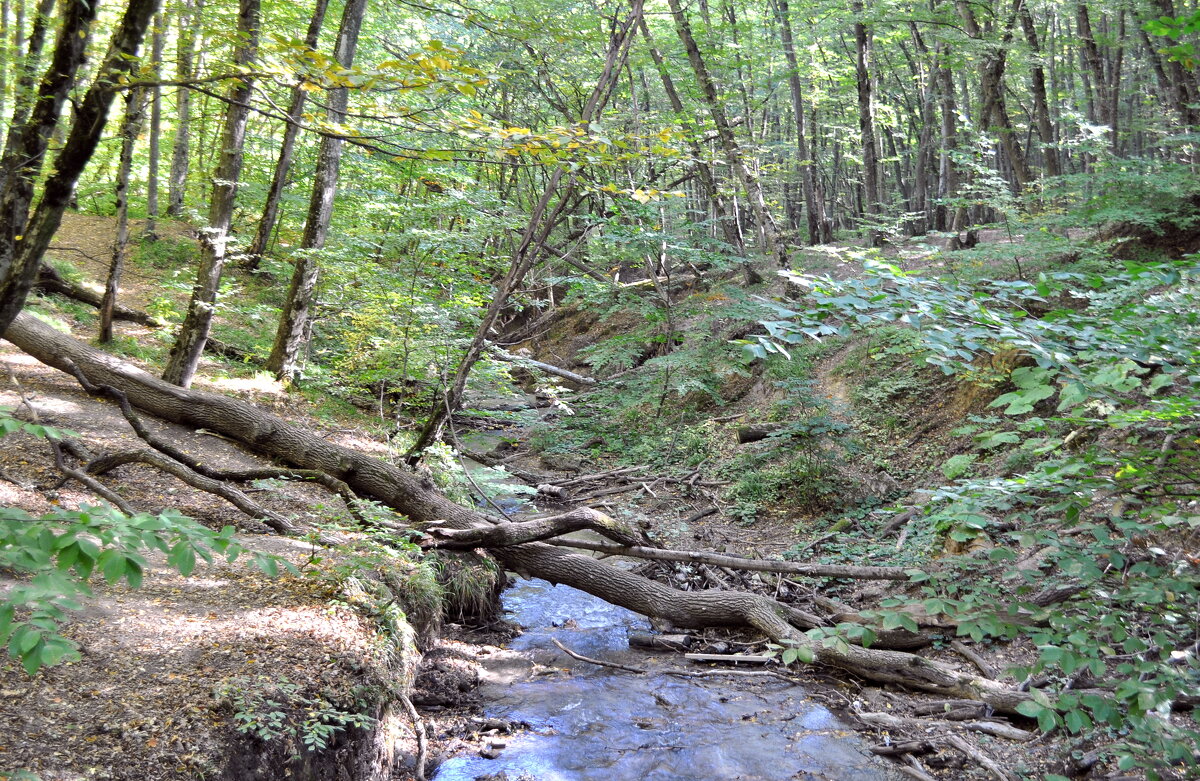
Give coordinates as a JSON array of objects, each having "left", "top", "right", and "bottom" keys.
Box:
[
  {"left": 0, "top": 0, "right": 55, "bottom": 185},
  {"left": 100, "top": 88, "right": 148, "bottom": 343},
  {"left": 266, "top": 0, "right": 366, "bottom": 381},
  {"left": 405, "top": 0, "right": 644, "bottom": 460},
  {"left": 161, "top": 0, "right": 259, "bottom": 387},
  {"left": 936, "top": 45, "right": 962, "bottom": 233},
  {"left": 244, "top": 0, "right": 332, "bottom": 267},
  {"left": 1019, "top": 4, "right": 1060, "bottom": 177},
  {"left": 0, "top": 0, "right": 8, "bottom": 134},
  {"left": 956, "top": 0, "right": 1031, "bottom": 193},
  {"left": 638, "top": 16, "right": 744, "bottom": 255},
  {"left": 167, "top": 0, "right": 204, "bottom": 219},
  {"left": 774, "top": 0, "right": 829, "bottom": 246},
  {"left": 1076, "top": 2, "right": 1113, "bottom": 150},
  {"left": 144, "top": 14, "right": 164, "bottom": 239},
  {"left": 0, "top": 0, "right": 159, "bottom": 338},
  {"left": 667, "top": 0, "right": 787, "bottom": 268},
  {"left": 853, "top": 0, "right": 882, "bottom": 243}
]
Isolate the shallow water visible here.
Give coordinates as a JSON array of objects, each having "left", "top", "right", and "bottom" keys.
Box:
[{"left": 432, "top": 578, "right": 895, "bottom": 781}]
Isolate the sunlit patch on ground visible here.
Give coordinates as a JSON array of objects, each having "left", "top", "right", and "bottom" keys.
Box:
[{"left": 204, "top": 372, "right": 288, "bottom": 398}]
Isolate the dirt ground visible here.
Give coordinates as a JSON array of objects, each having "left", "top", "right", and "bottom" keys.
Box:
[{"left": 0, "top": 335, "right": 423, "bottom": 780}]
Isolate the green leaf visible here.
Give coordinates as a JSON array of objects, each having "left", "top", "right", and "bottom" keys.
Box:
[
  {"left": 1015, "top": 700, "right": 1044, "bottom": 718},
  {"left": 942, "top": 453, "right": 976, "bottom": 480},
  {"left": 99, "top": 550, "right": 127, "bottom": 585}
]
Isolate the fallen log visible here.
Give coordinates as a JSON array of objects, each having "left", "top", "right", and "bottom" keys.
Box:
[
  {"left": 35, "top": 263, "right": 252, "bottom": 361},
  {"left": 735, "top": 423, "right": 785, "bottom": 444},
  {"left": 543, "top": 537, "right": 914, "bottom": 581},
  {"left": 37, "top": 263, "right": 156, "bottom": 326},
  {"left": 64, "top": 359, "right": 366, "bottom": 523},
  {"left": 421, "top": 507, "right": 644, "bottom": 549},
  {"left": 488, "top": 345, "right": 596, "bottom": 386},
  {"left": 2, "top": 310, "right": 1041, "bottom": 715}
]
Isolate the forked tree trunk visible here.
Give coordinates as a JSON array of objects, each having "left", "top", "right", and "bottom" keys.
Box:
[
  {"left": 3, "top": 309, "right": 1041, "bottom": 716},
  {"left": 161, "top": 0, "right": 259, "bottom": 387},
  {"left": 265, "top": 0, "right": 367, "bottom": 381}
]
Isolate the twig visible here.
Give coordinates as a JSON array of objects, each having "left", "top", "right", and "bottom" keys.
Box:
[
  {"left": 7, "top": 369, "right": 137, "bottom": 514},
  {"left": 944, "top": 733, "right": 1018, "bottom": 781},
  {"left": 899, "top": 755, "right": 937, "bottom": 781},
  {"left": 950, "top": 640, "right": 997, "bottom": 679},
  {"left": 397, "top": 692, "right": 427, "bottom": 781},
  {"left": 551, "top": 637, "right": 647, "bottom": 673},
  {"left": 550, "top": 637, "right": 797, "bottom": 683},
  {"left": 88, "top": 449, "right": 305, "bottom": 536}
]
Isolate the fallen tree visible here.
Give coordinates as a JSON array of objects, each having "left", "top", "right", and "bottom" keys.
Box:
[
  {"left": 35, "top": 264, "right": 252, "bottom": 361},
  {"left": 2, "top": 310, "right": 1041, "bottom": 714}
]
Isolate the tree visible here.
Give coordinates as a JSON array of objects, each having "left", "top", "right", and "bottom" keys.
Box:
[
  {"left": 667, "top": 0, "right": 787, "bottom": 269},
  {"left": 404, "top": 0, "right": 646, "bottom": 460},
  {"left": 0, "top": 0, "right": 159, "bottom": 338},
  {"left": 167, "top": 0, "right": 205, "bottom": 219},
  {"left": 243, "top": 0, "right": 332, "bottom": 267},
  {"left": 99, "top": 88, "right": 148, "bottom": 343},
  {"left": 265, "top": 0, "right": 369, "bottom": 381},
  {"left": 162, "top": 0, "right": 260, "bottom": 387}
]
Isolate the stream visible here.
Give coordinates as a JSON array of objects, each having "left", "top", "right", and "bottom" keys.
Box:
[
  {"left": 432, "top": 402, "right": 897, "bottom": 780},
  {"left": 430, "top": 577, "right": 897, "bottom": 780}
]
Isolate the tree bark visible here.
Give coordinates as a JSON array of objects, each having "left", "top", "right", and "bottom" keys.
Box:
[
  {"left": 423, "top": 507, "right": 644, "bottom": 549},
  {"left": 167, "top": 0, "right": 204, "bottom": 218},
  {"left": 774, "top": 0, "right": 829, "bottom": 246},
  {"left": 266, "top": 0, "right": 367, "bottom": 381},
  {"left": 100, "top": 88, "right": 148, "bottom": 343},
  {"left": 545, "top": 537, "right": 911, "bottom": 580},
  {"left": 853, "top": 0, "right": 882, "bottom": 243},
  {"left": 161, "top": 0, "right": 259, "bottom": 387},
  {"left": 144, "top": 14, "right": 165, "bottom": 238},
  {"left": 0, "top": 0, "right": 160, "bottom": 339},
  {"left": 244, "top": 0, "right": 332, "bottom": 267},
  {"left": 667, "top": 0, "right": 787, "bottom": 268}
]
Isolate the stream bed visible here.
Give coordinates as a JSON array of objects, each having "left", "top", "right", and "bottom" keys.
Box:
[{"left": 431, "top": 577, "right": 896, "bottom": 781}]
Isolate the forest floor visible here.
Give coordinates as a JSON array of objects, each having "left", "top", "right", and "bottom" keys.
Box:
[{"left": 1, "top": 214, "right": 1156, "bottom": 780}]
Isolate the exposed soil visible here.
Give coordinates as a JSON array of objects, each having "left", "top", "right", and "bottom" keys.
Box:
[{"left": 0, "top": 339, "right": 420, "bottom": 780}]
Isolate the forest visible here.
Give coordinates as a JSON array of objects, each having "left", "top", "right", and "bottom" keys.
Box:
[{"left": 0, "top": 0, "right": 1197, "bottom": 776}]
